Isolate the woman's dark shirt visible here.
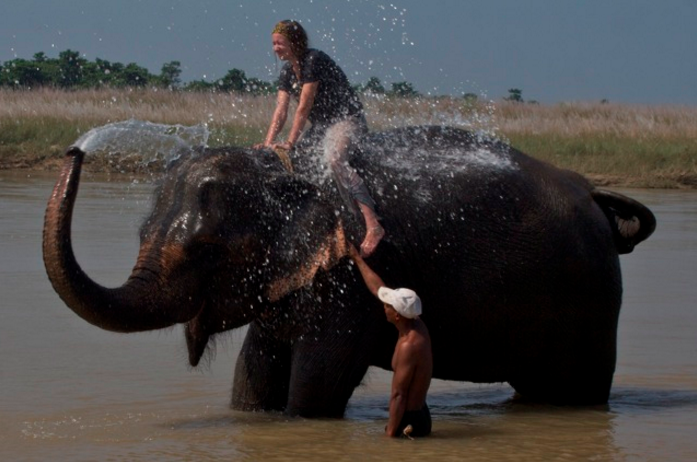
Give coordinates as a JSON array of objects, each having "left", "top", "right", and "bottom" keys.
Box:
[{"left": 278, "top": 49, "right": 363, "bottom": 126}]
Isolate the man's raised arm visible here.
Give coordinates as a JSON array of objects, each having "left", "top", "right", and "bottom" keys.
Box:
[{"left": 348, "top": 244, "right": 385, "bottom": 298}]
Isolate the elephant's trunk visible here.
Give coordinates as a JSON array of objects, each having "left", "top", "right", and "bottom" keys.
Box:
[{"left": 43, "top": 147, "right": 199, "bottom": 332}]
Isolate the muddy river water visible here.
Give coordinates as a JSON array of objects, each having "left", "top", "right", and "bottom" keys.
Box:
[{"left": 1, "top": 171, "right": 695, "bottom": 461}]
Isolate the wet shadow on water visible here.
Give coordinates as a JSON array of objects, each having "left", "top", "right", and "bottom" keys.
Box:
[
  {"left": 426, "top": 385, "right": 697, "bottom": 415},
  {"left": 156, "top": 385, "right": 697, "bottom": 441},
  {"left": 609, "top": 386, "right": 697, "bottom": 412}
]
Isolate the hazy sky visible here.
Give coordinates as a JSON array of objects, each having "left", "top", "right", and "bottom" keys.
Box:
[{"left": 2, "top": 0, "right": 696, "bottom": 105}]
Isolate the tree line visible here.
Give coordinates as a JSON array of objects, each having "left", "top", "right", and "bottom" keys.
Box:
[{"left": 0, "top": 49, "right": 421, "bottom": 97}]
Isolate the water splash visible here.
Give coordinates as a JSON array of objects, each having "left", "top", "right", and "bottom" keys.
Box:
[
  {"left": 73, "top": 119, "right": 209, "bottom": 171},
  {"left": 258, "top": 1, "right": 416, "bottom": 89},
  {"left": 365, "top": 92, "right": 501, "bottom": 140}
]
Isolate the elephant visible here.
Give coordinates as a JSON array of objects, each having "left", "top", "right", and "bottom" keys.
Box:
[{"left": 43, "top": 125, "right": 656, "bottom": 416}]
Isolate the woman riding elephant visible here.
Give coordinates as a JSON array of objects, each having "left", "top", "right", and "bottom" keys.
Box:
[{"left": 255, "top": 19, "right": 384, "bottom": 257}]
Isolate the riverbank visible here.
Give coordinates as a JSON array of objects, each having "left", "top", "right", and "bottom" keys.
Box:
[{"left": 1, "top": 88, "right": 695, "bottom": 188}]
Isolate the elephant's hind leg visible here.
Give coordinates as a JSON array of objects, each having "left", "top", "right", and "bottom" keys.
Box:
[
  {"left": 231, "top": 321, "right": 291, "bottom": 412},
  {"left": 508, "top": 347, "right": 616, "bottom": 405},
  {"left": 509, "top": 372, "right": 613, "bottom": 405}
]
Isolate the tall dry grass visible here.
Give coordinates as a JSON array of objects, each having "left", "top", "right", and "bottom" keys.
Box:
[
  {"left": 1, "top": 88, "right": 695, "bottom": 187},
  {"left": 0, "top": 88, "right": 274, "bottom": 148}
]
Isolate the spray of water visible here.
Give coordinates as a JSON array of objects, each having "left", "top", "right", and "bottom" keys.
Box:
[{"left": 73, "top": 119, "right": 210, "bottom": 174}]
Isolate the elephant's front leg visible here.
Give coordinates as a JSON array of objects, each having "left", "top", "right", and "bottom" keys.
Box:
[
  {"left": 285, "top": 305, "right": 381, "bottom": 418},
  {"left": 231, "top": 321, "right": 291, "bottom": 412}
]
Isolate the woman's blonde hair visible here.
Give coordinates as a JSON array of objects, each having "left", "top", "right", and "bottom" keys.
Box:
[{"left": 272, "top": 20, "right": 309, "bottom": 57}]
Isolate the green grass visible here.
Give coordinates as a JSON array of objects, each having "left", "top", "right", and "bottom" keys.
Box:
[
  {"left": 1, "top": 88, "right": 695, "bottom": 188},
  {"left": 507, "top": 133, "right": 697, "bottom": 188}
]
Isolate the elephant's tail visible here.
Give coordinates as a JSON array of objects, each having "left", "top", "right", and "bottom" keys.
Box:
[{"left": 591, "top": 188, "right": 657, "bottom": 254}]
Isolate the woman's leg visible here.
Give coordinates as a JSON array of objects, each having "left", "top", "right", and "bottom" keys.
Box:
[
  {"left": 323, "top": 120, "right": 384, "bottom": 257},
  {"left": 357, "top": 202, "right": 385, "bottom": 257}
]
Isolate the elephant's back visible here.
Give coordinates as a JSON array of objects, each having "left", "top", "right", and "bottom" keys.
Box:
[{"left": 356, "top": 127, "right": 622, "bottom": 383}]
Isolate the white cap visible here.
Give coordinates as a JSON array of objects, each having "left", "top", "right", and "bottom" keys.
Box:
[{"left": 377, "top": 287, "right": 422, "bottom": 319}]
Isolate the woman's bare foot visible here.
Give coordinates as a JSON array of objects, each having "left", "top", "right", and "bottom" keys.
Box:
[{"left": 360, "top": 225, "right": 385, "bottom": 258}]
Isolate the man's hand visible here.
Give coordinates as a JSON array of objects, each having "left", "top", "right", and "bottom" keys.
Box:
[
  {"left": 348, "top": 243, "right": 360, "bottom": 260},
  {"left": 347, "top": 244, "right": 384, "bottom": 298},
  {"left": 403, "top": 424, "right": 414, "bottom": 440}
]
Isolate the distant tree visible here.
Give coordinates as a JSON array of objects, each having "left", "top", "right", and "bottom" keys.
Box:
[
  {"left": 84, "top": 58, "right": 123, "bottom": 87},
  {"left": 218, "top": 68, "right": 248, "bottom": 93},
  {"left": 182, "top": 73, "right": 273, "bottom": 95},
  {"left": 504, "top": 88, "right": 523, "bottom": 102},
  {"left": 390, "top": 81, "right": 419, "bottom": 98},
  {"left": 0, "top": 58, "right": 51, "bottom": 88},
  {"left": 0, "top": 49, "right": 387, "bottom": 96},
  {"left": 119, "top": 63, "right": 150, "bottom": 87},
  {"left": 0, "top": 50, "right": 168, "bottom": 89},
  {"left": 57, "top": 49, "right": 87, "bottom": 88},
  {"left": 463, "top": 92, "right": 478, "bottom": 103},
  {"left": 243, "top": 76, "right": 274, "bottom": 95},
  {"left": 35, "top": 54, "right": 61, "bottom": 85},
  {"left": 159, "top": 60, "right": 182, "bottom": 89},
  {"left": 362, "top": 76, "right": 385, "bottom": 95},
  {"left": 183, "top": 79, "right": 216, "bottom": 92}
]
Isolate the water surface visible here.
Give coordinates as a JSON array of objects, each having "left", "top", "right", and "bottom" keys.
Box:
[{"left": 1, "top": 171, "right": 695, "bottom": 461}]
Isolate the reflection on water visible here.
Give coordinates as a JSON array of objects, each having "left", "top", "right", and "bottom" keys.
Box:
[{"left": 1, "top": 172, "right": 696, "bottom": 461}]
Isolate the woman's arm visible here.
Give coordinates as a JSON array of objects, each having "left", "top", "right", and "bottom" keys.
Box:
[
  {"left": 261, "top": 90, "right": 291, "bottom": 146},
  {"left": 285, "top": 81, "right": 318, "bottom": 146}
]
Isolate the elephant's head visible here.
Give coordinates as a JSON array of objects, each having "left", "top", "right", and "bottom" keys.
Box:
[{"left": 43, "top": 146, "right": 350, "bottom": 366}]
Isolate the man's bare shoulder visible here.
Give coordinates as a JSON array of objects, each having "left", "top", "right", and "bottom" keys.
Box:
[{"left": 397, "top": 326, "right": 431, "bottom": 356}]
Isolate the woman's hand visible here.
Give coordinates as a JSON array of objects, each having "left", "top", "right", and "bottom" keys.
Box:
[{"left": 272, "top": 141, "right": 294, "bottom": 152}]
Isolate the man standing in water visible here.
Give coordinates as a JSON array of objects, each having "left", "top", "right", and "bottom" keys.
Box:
[{"left": 348, "top": 245, "right": 433, "bottom": 438}]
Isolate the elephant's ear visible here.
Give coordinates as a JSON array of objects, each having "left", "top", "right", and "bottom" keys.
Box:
[
  {"left": 263, "top": 176, "right": 350, "bottom": 302},
  {"left": 591, "top": 188, "right": 657, "bottom": 254}
]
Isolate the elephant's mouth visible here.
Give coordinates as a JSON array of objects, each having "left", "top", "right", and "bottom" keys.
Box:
[
  {"left": 185, "top": 302, "right": 209, "bottom": 367},
  {"left": 183, "top": 274, "right": 268, "bottom": 367}
]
